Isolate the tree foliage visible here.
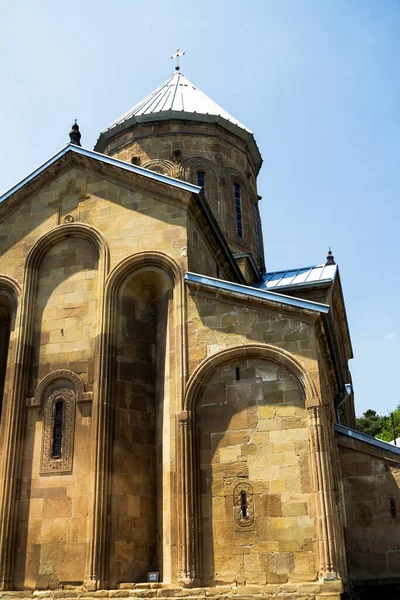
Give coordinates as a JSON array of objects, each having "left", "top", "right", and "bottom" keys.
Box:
[{"left": 356, "top": 406, "right": 400, "bottom": 443}]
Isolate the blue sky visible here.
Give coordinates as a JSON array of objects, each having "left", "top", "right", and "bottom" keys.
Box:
[{"left": 1, "top": 1, "right": 399, "bottom": 416}]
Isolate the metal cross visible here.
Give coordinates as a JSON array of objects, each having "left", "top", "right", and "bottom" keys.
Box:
[{"left": 171, "top": 48, "right": 185, "bottom": 72}]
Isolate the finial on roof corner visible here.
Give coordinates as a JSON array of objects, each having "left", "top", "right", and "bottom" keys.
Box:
[
  {"left": 171, "top": 48, "right": 185, "bottom": 72},
  {"left": 325, "top": 248, "right": 336, "bottom": 266},
  {"left": 69, "top": 119, "right": 81, "bottom": 146}
]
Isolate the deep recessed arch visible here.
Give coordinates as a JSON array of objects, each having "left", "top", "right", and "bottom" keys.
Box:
[
  {"left": 179, "top": 343, "right": 323, "bottom": 585},
  {"left": 91, "top": 250, "right": 185, "bottom": 587}
]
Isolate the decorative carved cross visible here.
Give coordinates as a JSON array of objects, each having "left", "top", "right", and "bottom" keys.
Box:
[{"left": 171, "top": 48, "right": 185, "bottom": 72}]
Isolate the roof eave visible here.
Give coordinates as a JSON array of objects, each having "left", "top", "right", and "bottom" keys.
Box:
[
  {"left": 0, "top": 144, "right": 201, "bottom": 208},
  {"left": 185, "top": 272, "right": 330, "bottom": 314},
  {"left": 94, "top": 111, "right": 263, "bottom": 174}
]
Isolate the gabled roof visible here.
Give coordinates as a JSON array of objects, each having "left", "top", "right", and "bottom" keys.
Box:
[
  {"left": 256, "top": 263, "right": 337, "bottom": 291},
  {"left": 0, "top": 144, "right": 200, "bottom": 207},
  {"left": 94, "top": 72, "right": 263, "bottom": 173},
  {"left": 0, "top": 143, "right": 245, "bottom": 284}
]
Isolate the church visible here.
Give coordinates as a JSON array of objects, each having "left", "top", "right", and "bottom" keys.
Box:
[{"left": 0, "top": 55, "right": 400, "bottom": 600}]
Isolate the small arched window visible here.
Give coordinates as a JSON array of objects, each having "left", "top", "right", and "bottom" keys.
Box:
[
  {"left": 197, "top": 170, "right": 205, "bottom": 192},
  {"left": 234, "top": 482, "right": 254, "bottom": 527},
  {"left": 240, "top": 490, "right": 248, "bottom": 519},
  {"left": 253, "top": 204, "right": 262, "bottom": 259},
  {"left": 52, "top": 400, "right": 64, "bottom": 458},
  {"left": 234, "top": 183, "right": 243, "bottom": 238}
]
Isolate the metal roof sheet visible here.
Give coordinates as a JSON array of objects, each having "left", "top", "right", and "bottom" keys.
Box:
[
  {"left": 335, "top": 424, "right": 400, "bottom": 456},
  {"left": 102, "top": 72, "right": 252, "bottom": 134},
  {"left": 185, "top": 272, "right": 330, "bottom": 314},
  {"left": 257, "top": 263, "right": 337, "bottom": 291},
  {"left": 94, "top": 72, "right": 263, "bottom": 174}
]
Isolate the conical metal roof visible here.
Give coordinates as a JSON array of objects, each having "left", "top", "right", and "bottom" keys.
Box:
[
  {"left": 94, "top": 72, "right": 262, "bottom": 172},
  {"left": 102, "top": 72, "right": 252, "bottom": 134}
]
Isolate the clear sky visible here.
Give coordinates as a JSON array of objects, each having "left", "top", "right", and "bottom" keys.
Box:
[{"left": 1, "top": 1, "right": 399, "bottom": 416}]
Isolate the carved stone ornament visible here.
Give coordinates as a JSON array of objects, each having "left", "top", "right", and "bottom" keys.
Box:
[
  {"left": 360, "top": 505, "right": 373, "bottom": 527},
  {"left": 40, "top": 388, "right": 75, "bottom": 474},
  {"left": 233, "top": 482, "right": 254, "bottom": 527},
  {"left": 64, "top": 214, "right": 74, "bottom": 223},
  {"left": 30, "top": 369, "right": 85, "bottom": 408}
]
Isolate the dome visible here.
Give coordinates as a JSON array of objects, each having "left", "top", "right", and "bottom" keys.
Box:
[{"left": 94, "top": 71, "right": 262, "bottom": 173}]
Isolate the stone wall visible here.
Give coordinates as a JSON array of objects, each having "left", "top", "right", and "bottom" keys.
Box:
[
  {"left": 101, "top": 121, "right": 264, "bottom": 271},
  {"left": 338, "top": 433, "right": 400, "bottom": 585},
  {"left": 198, "top": 358, "right": 315, "bottom": 586}
]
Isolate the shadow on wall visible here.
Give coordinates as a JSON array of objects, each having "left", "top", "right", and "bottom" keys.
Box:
[{"left": 340, "top": 443, "right": 400, "bottom": 589}]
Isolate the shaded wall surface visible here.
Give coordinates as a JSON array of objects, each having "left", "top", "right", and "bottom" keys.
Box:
[{"left": 338, "top": 433, "right": 400, "bottom": 586}]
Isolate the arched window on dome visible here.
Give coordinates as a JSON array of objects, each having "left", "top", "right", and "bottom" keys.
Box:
[
  {"left": 234, "top": 183, "right": 243, "bottom": 238},
  {"left": 254, "top": 204, "right": 262, "bottom": 260},
  {"left": 197, "top": 170, "right": 205, "bottom": 192}
]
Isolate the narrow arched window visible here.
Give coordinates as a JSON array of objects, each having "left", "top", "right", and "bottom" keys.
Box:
[
  {"left": 234, "top": 183, "right": 243, "bottom": 238},
  {"left": 197, "top": 170, "right": 205, "bottom": 192},
  {"left": 254, "top": 204, "right": 262, "bottom": 259},
  {"left": 390, "top": 497, "right": 397, "bottom": 518},
  {"left": 52, "top": 400, "right": 64, "bottom": 458},
  {"left": 240, "top": 490, "right": 248, "bottom": 519}
]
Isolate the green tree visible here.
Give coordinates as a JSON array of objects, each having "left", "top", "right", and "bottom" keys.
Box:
[
  {"left": 356, "top": 406, "right": 400, "bottom": 443},
  {"left": 356, "top": 409, "right": 384, "bottom": 437}
]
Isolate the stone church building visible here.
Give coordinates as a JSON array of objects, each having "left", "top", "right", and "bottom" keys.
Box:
[{"left": 0, "top": 64, "right": 400, "bottom": 600}]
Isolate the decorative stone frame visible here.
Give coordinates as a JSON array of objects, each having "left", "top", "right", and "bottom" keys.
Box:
[
  {"left": 40, "top": 387, "right": 75, "bottom": 473},
  {"left": 27, "top": 369, "right": 89, "bottom": 474},
  {"left": 233, "top": 482, "right": 254, "bottom": 527},
  {"left": 26, "top": 368, "right": 90, "bottom": 408}
]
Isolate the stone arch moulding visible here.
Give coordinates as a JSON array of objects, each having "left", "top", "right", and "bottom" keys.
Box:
[
  {"left": 181, "top": 157, "right": 219, "bottom": 180},
  {"left": 0, "top": 223, "right": 109, "bottom": 591},
  {"left": 141, "top": 159, "right": 177, "bottom": 177},
  {"left": 184, "top": 343, "right": 318, "bottom": 412},
  {"left": 179, "top": 343, "right": 339, "bottom": 585},
  {"left": 87, "top": 250, "right": 185, "bottom": 589},
  {"left": 0, "top": 274, "right": 21, "bottom": 309},
  {"left": 26, "top": 369, "right": 90, "bottom": 408},
  {"left": 25, "top": 221, "right": 110, "bottom": 273}
]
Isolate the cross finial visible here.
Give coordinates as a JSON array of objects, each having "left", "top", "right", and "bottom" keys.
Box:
[{"left": 171, "top": 48, "right": 185, "bottom": 72}]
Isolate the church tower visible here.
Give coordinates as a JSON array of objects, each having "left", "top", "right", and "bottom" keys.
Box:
[{"left": 94, "top": 62, "right": 265, "bottom": 279}]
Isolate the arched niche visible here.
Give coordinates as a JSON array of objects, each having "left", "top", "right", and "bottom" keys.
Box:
[
  {"left": 0, "top": 275, "right": 20, "bottom": 423},
  {"left": 181, "top": 344, "right": 320, "bottom": 586},
  {"left": 104, "top": 251, "right": 184, "bottom": 588},
  {"left": 20, "top": 223, "right": 108, "bottom": 398},
  {"left": 7, "top": 224, "right": 108, "bottom": 591}
]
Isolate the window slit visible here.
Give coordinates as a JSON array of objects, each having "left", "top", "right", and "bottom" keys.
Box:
[
  {"left": 197, "top": 170, "right": 205, "bottom": 192},
  {"left": 240, "top": 491, "right": 248, "bottom": 518},
  {"left": 236, "top": 367, "right": 240, "bottom": 381},
  {"left": 390, "top": 497, "right": 397, "bottom": 518},
  {"left": 52, "top": 400, "right": 64, "bottom": 458},
  {"left": 234, "top": 183, "right": 243, "bottom": 238}
]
